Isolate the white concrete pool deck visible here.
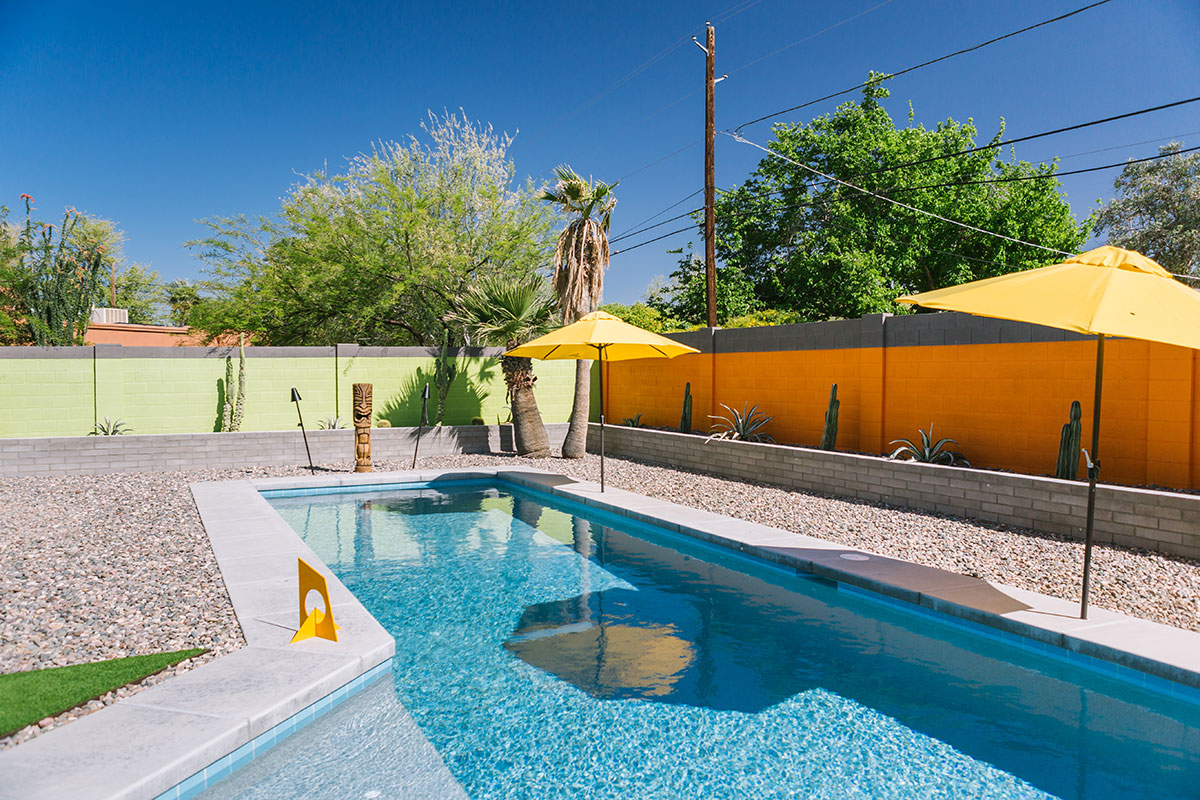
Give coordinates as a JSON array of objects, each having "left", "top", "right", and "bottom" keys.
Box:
[{"left": 2, "top": 465, "right": 1199, "bottom": 799}]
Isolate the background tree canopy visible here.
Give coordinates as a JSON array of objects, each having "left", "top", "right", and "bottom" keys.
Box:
[
  {"left": 187, "top": 112, "right": 557, "bottom": 346},
  {"left": 1093, "top": 141, "right": 1199, "bottom": 276},
  {"left": 707, "top": 77, "right": 1090, "bottom": 323}
]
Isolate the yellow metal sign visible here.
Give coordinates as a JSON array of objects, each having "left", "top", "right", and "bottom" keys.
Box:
[{"left": 290, "top": 558, "right": 340, "bottom": 644}]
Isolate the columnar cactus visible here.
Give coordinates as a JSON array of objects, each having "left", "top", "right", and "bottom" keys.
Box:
[
  {"left": 1056, "top": 400, "right": 1082, "bottom": 480},
  {"left": 680, "top": 382, "right": 693, "bottom": 433},
  {"left": 821, "top": 383, "right": 839, "bottom": 451}
]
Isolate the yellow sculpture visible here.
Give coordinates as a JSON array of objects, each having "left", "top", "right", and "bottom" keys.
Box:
[{"left": 290, "top": 558, "right": 340, "bottom": 643}]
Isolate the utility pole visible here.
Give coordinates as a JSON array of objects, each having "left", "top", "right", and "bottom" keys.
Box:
[{"left": 694, "top": 23, "right": 725, "bottom": 329}]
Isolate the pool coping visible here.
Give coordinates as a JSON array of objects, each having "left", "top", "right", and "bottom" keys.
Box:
[
  {"left": 3, "top": 465, "right": 1199, "bottom": 800},
  {"left": 0, "top": 476, "right": 405, "bottom": 800}
]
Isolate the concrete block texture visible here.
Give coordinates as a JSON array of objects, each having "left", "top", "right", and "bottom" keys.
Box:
[
  {"left": 589, "top": 425, "right": 1200, "bottom": 560},
  {"left": 0, "top": 423, "right": 568, "bottom": 477}
]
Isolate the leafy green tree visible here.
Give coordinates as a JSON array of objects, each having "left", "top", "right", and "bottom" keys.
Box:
[
  {"left": 164, "top": 279, "right": 202, "bottom": 327},
  {"left": 108, "top": 264, "right": 167, "bottom": 325},
  {"left": 598, "top": 302, "right": 685, "bottom": 333},
  {"left": 648, "top": 244, "right": 759, "bottom": 325},
  {"left": 1094, "top": 142, "right": 1200, "bottom": 275},
  {"left": 188, "top": 112, "right": 556, "bottom": 346},
  {"left": 715, "top": 77, "right": 1089, "bottom": 321},
  {"left": 540, "top": 165, "right": 618, "bottom": 458},
  {"left": 446, "top": 273, "right": 558, "bottom": 456}
]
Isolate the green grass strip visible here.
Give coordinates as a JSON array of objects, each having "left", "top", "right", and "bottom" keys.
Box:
[{"left": 0, "top": 648, "right": 206, "bottom": 737}]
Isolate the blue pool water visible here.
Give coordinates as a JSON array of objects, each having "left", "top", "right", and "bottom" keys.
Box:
[{"left": 206, "top": 482, "right": 1200, "bottom": 799}]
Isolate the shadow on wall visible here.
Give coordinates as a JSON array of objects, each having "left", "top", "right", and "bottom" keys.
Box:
[{"left": 378, "top": 356, "right": 497, "bottom": 427}]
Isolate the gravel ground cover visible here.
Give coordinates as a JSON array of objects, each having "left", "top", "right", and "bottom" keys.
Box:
[{"left": 2, "top": 452, "right": 1197, "bottom": 749}]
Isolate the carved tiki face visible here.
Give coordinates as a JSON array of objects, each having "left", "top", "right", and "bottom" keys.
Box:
[{"left": 352, "top": 383, "right": 373, "bottom": 427}]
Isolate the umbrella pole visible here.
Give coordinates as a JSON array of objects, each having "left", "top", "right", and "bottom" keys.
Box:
[
  {"left": 1080, "top": 334, "right": 1105, "bottom": 619},
  {"left": 599, "top": 350, "right": 605, "bottom": 492}
]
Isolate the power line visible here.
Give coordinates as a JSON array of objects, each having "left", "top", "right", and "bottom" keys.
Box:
[
  {"left": 618, "top": 141, "right": 701, "bottom": 182},
  {"left": 880, "top": 143, "right": 1200, "bottom": 195},
  {"left": 730, "top": 0, "right": 897, "bottom": 74},
  {"left": 1057, "top": 130, "right": 1200, "bottom": 160},
  {"left": 734, "top": 0, "right": 1115, "bottom": 132},
  {"left": 611, "top": 207, "right": 703, "bottom": 244},
  {"left": 849, "top": 95, "right": 1200, "bottom": 179},
  {"left": 523, "top": 0, "right": 764, "bottom": 146},
  {"left": 611, "top": 223, "right": 701, "bottom": 256},
  {"left": 723, "top": 129, "right": 1074, "bottom": 255},
  {"left": 720, "top": 95, "right": 1200, "bottom": 206},
  {"left": 613, "top": 1, "right": 904, "bottom": 178},
  {"left": 610, "top": 188, "right": 703, "bottom": 241}
]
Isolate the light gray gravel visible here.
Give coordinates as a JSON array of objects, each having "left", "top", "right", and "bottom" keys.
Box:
[{"left": 2, "top": 452, "right": 1197, "bottom": 749}]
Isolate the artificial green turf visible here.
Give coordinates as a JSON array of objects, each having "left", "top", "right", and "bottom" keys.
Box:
[{"left": 0, "top": 648, "right": 206, "bottom": 737}]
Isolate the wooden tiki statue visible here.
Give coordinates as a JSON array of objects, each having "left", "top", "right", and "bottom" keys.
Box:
[{"left": 353, "top": 382, "right": 373, "bottom": 472}]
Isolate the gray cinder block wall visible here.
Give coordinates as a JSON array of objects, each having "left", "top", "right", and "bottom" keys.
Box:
[
  {"left": 589, "top": 425, "right": 1200, "bottom": 561},
  {"left": 0, "top": 424, "right": 568, "bottom": 477}
]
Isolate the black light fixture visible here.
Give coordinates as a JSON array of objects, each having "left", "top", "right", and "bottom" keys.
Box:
[
  {"left": 290, "top": 387, "right": 315, "bottom": 474},
  {"left": 411, "top": 382, "right": 430, "bottom": 469}
]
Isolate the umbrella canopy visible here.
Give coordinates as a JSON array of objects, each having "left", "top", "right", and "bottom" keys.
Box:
[
  {"left": 896, "top": 245, "right": 1200, "bottom": 345},
  {"left": 505, "top": 310, "right": 701, "bottom": 361},
  {"left": 505, "top": 311, "right": 700, "bottom": 491},
  {"left": 896, "top": 245, "right": 1200, "bottom": 618}
]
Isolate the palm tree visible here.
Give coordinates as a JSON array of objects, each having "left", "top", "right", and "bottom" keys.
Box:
[
  {"left": 446, "top": 273, "right": 557, "bottom": 457},
  {"left": 540, "top": 165, "right": 618, "bottom": 458}
]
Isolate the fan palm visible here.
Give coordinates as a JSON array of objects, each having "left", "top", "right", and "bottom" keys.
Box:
[
  {"left": 540, "top": 165, "right": 618, "bottom": 458},
  {"left": 445, "top": 273, "right": 558, "bottom": 457}
]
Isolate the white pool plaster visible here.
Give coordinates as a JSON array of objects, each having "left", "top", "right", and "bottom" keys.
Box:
[{"left": 3, "top": 466, "right": 1200, "bottom": 800}]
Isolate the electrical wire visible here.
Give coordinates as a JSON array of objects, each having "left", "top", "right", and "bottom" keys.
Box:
[
  {"left": 1057, "top": 130, "right": 1200, "bottom": 160},
  {"left": 730, "top": 0, "right": 897, "bottom": 74},
  {"left": 523, "top": 0, "right": 764, "bottom": 145},
  {"left": 734, "top": 0, "right": 1115, "bottom": 131},
  {"left": 611, "top": 223, "right": 701, "bottom": 256},
  {"left": 718, "top": 95, "right": 1200, "bottom": 207},
  {"left": 723, "top": 129, "right": 1074, "bottom": 255},
  {"left": 618, "top": 141, "right": 701, "bottom": 182},
  {"left": 879, "top": 143, "right": 1200, "bottom": 195},
  {"left": 610, "top": 189, "right": 703, "bottom": 241},
  {"left": 611, "top": 207, "right": 704, "bottom": 244}
]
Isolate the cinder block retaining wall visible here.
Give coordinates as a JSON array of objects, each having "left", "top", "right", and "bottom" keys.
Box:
[
  {"left": 604, "top": 312, "right": 1200, "bottom": 490},
  {"left": 0, "top": 423, "right": 568, "bottom": 477},
  {"left": 589, "top": 425, "right": 1200, "bottom": 561}
]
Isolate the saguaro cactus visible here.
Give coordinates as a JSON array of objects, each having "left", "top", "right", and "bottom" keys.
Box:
[
  {"left": 1056, "top": 400, "right": 1082, "bottom": 480},
  {"left": 680, "top": 382, "right": 693, "bottom": 433},
  {"left": 821, "top": 383, "right": 839, "bottom": 451}
]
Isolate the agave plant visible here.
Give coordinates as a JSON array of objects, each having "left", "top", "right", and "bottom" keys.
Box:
[
  {"left": 888, "top": 424, "right": 969, "bottom": 466},
  {"left": 621, "top": 413, "right": 645, "bottom": 428},
  {"left": 89, "top": 417, "right": 130, "bottom": 436},
  {"left": 317, "top": 415, "right": 347, "bottom": 430},
  {"left": 707, "top": 403, "right": 775, "bottom": 443}
]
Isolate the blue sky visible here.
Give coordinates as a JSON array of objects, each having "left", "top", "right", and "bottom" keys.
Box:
[{"left": 2, "top": 0, "right": 1198, "bottom": 304}]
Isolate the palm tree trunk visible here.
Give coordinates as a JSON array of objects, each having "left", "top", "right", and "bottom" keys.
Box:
[
  {"left": 503, "top": 355, "right": 550, "bottom": 457},
  {"left": 561, "top": 358, "right": 593, "bottom": 459}
]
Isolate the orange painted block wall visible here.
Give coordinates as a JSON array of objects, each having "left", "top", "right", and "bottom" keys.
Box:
[{"left": 606, "top": 338, "right": 1199, "bottom": 490}]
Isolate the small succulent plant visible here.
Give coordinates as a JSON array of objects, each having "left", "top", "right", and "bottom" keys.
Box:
[
  {"left": 89, "top": 417, "right": 131, "bottom": 436},
  {"left": 708, "top": 403, "right": 775, "bottom": 443},
  {"left": 889, "top": 424, "right": 969, "bottom": 466},
  {"left": 317, "top": 415, "right": 347, "bottom": 430},
  {"left": 621, "top": 413, "right": 646, "bottom": 428}
]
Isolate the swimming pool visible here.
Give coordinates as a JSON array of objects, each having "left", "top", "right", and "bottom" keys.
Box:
[{"left": 203, "top": 480, "right": 1200, "bottom": 799}]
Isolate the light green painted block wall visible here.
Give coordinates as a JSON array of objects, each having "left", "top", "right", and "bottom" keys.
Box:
[
  {"left": 0, "top": 352, "right": 582, "bottom": 438},
  {"left": 0, "top": 359, "right": 95, "bottom": 437}
]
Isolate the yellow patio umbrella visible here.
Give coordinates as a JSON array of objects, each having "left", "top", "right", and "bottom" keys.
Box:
[
  {"left": 505, "top": 310, "right": 700, "bottom": 491},
  {"left": 897, "top": 245, "right": 1200, "bottom": 618}
]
